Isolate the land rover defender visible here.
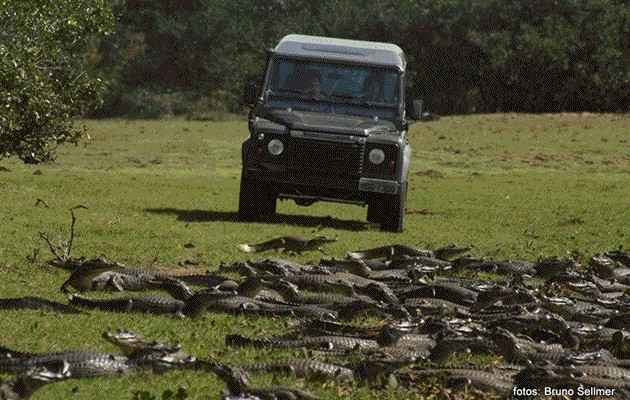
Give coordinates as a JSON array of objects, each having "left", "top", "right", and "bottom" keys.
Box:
[{"left": 239, "top": 35, "right": 423, "bottom": 232}]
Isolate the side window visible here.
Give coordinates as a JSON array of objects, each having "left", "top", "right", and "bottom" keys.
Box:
[
  {"left": 382, "top": 73, "right": 399, "bottom": 101},
  {"left": 269, "top": 60, "right": 295, "bottom": 90}
]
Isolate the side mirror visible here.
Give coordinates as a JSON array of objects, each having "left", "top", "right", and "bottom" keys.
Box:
[
  {"left": 409, "top": 99, "right": 423, "bottom": 121},
  {"left": 243, "top": 81, "right": 259, "bottom": 106},
  {"left": 408, "top": 99, "right": 440, "bottom": 122}
]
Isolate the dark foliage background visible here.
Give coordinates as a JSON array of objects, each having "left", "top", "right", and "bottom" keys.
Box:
[
  {"left": 92, "top": 0, "right": 629, "bottom": 118},
  {"left": 0, "top": 0, "right": 115, "bottom": 163}
]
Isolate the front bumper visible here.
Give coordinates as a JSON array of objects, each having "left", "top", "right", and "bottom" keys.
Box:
[{"left": 243, "top": 168, "right": 401, "bottom": 205}]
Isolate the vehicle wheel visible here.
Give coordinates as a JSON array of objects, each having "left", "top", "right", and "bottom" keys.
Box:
[
  {"left": 366, "top": 197, "right": 383, "bottom": 223},
  {"left": 238, "top": 175, "right": 276, "bottom": 221},
  {"left": 368, "top": 184, "right": 407, "bottom": 232}
]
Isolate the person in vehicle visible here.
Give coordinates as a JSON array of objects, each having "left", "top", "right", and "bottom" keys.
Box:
[
  {"left": 283, "top": 63, "right": 323, "bottom": 98},
  {"left": 362, "top": 72, "right": 384, "bottom": 102}
]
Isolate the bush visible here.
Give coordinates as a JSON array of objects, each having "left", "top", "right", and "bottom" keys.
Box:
[{"left": 0, "top": 0, "right": 115, "bottom": 163}]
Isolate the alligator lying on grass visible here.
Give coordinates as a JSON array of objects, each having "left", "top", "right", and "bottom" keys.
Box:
[
  {"left": 238, "top": 235, "right": 337, "bottom": 255},
  {"left": 0, "top": 297, "right": 81, "bottom": 314},
  {"left": 227, "top": 321, "right": 435, "bottom": 362},
  {"left": 0, "top": 330, "right": 196, "bottom": 378},
  {"left": 0, "top": 361, "right": 70, "bottom": 400},
  {"left": 53, "top": 257, "right": 233, "bottom": 293},
  {"left": 67, "top": 289, "right": 339, "bottom": 320},
  {"left": 237, "top": 358, "right": 355, "bottom": 383},
  {"left": 212, "top": 364, "right": 324, "bottom": 400}
]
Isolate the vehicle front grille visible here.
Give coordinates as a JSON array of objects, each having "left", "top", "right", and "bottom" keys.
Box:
[{"left": 287, "top": 132, "right": 364, "bottom": 177}]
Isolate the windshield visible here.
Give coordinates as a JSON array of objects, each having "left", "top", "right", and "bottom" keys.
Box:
[{"left": 265, "top": 57, "right": 401, "bottom": 119}]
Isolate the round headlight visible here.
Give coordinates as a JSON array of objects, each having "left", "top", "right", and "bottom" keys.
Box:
[
  {"left": 368, "top": 148, "right": 385, "bottom": 164},
  {"left": 267, "top": 139, "right": 284, "bottom": 156}
]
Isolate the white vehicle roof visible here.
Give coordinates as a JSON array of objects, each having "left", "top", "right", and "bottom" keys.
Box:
[{"left": 273, "top": 34, "right": 406, "bottom": 71}]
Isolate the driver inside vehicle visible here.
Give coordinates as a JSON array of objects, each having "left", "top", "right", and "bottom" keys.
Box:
[
  {"left": 284, "top": 64, "right": 323, "bottom": 98},
  {"left": 362, "top": 73, "right": 384, "bottom": 102},
  {"left": 304, "top": 70, "right": 323, "bottom": 98}
]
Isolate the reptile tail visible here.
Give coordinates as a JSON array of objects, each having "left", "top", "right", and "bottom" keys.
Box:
[
  {"left": 225, "top": 334, "right": 276, "bottom": 348},
  {"left": 226, "top": 334, "right": 256, "bottom": 347}
]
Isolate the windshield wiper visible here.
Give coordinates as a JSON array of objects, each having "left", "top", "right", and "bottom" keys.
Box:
[
  {"left": 269, "top": 89, "right": 323, "bottom": 102},
  {"left": 329, "top": 91, "right": 380, "bottom": 106},
  {"left": 329, "top": 91, "right": 362, "bottom": 100},
  {"left": 271, "top": 88, "right": 305, "bottom": 95}
]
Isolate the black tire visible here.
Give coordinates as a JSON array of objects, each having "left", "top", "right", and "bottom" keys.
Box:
[
  {"left": 366, "top": 197, "right": 383, "bottom": 223},
  {"left": 238, "top": 175, "right": 276, "bottom": 221},
  {"left": 367, "top": 183, "right": 407, "bottom": 232}
]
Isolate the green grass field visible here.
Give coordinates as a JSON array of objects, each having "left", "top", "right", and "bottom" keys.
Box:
[{"left": 0, "top": 113, "right": 628, "bottom": 399}]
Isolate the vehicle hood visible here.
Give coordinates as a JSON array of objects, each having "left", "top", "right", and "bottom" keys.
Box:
[{"left": 258, "top": 108, "right": 398, "bottom": 137}]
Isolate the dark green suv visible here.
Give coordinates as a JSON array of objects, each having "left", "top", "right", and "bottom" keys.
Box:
[{"left": 240, "top": 35, "right": 423, "bottom": 232}]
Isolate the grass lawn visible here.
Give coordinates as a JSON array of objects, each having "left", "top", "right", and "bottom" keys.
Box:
[{"left": 0, "top": 113, "right": 628, "bottom": 399}]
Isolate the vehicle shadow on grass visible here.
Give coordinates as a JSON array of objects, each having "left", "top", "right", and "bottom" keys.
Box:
[{"left": 144, "top": 208, "right": 370, "bottom": 231}]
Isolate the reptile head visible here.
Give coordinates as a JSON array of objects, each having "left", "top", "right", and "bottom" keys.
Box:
[
  {"left": 272, "top": 279, "right": 300, "bottom": 295},
  {"left": 135, "top": 349, "right": 197, "bottom": 373},
  {"left": 153, "top": 278, "right": 194, "bottom": 301},
  {"left": 589, "top": 254, "right": 616, "bottom": 278},
  {"left": 489, "top": 327, "right": 521, "bottom": 362},
  {"left": 7, "top": 360, "right": 71, "bottom": 399},
  {"left": 102, "top": 329, "right": 145, "bottom": 355},
  {"left": 211, "top": 365, "right": 250, "bottom": 394},
  {"left": 361, "top": 283, "right": 400, "bottom": 305}
]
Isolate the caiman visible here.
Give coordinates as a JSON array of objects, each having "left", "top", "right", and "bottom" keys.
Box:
[
  {"left": 221, "top": 258, "right": 330, "bottom": 277},
  {"left": 266, "top": 279, "right": 366, "bottom": 309},
  {"left": 0, "top": 329, "right": 197, "bottom": 380},
  {"left": 319, "top": 258, "right": 428, "bottom": 283},
  {"left": 490, "top": 327, "right": 571, "bottom": 365},
  {"left": 534, "top": 256, "right": 577, "bottom": 278},
  {"left": 237, "top": 358, "right": 355, "bottom": 382},
  {"left": 459, "top": 258, "right": 536, "bottom": 276},
  {"left": 0, "top": 297, "right": 80, "bottom": 314},
  {"left": 68, "top": 293, "right": 187, "bottom": 316},
  {"left": 403, "top": 297, "right": 471, "bottom": 318},
  {"left": 395, "top": 283, "right": 478, "bottom": 306},
  {"left": 347, "top": 244, "right": 470, "bottom": 261},
  {"left": 212, "top": 364, "right": 324, "bottom": 400},
  {"left": 539, "top": 295, "right": 619, "bottom": 324},
  {"left": 227, "top": 322, "right": 434, "bottom": 359},
  {"left": 280, "top": 272, "right": 398, "bottom": 303},
  {"left": 336, "top": 299, "right": 410, "bottom": 321},
  {"left": 486, "top": 310, "right": 574, "bottom": 347},
  {"left": 429, "top": 332, "right": 496, "bottom": 365},
  {"left": 397, "top": 365, "right": 517, "bottom": 396},
  {"left": 590, "top": 254, "right": 630, "bottom": 283},
  {"left": 237, "top": 236, "right": 337, "bottom": 255},
  {"left": 320, "top": 257, "right": 449, "bottom": 281},
  {"left": 181, "top": 290, "right": 337, "bottom": 320},
  {"left": 68, "top": 290, "right": 308, "bottom": 319},
  {"left": 352, "top": 355, "right": 414, "bottom": 382},
  {"left": 286, "top": 319, "right": 409, "bottom": 339},
  {"left": 0, "top": 361, "right": 70, "bottom": 400},
  {"left": 101, "top": 329, "right": 197, "bottom": 372},
  {"left": 56, "top": 256, "right": 231, "bottom": 292},
  {"left": 347, "top": 244, "right": 434, "bottom": 260},
  {"left": 0, "top": 347, "right": 132, "bottom": 378},
  {"left": 605, "top": 247, "right": 630, "bottom": 267},
  {"left": 226, "top": 333, "right": 380, "bottom": 352}
]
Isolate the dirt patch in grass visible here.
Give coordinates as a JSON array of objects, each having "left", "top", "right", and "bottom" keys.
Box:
[{"left": 414, "top": 169, "right": 447, "bottom": 178}]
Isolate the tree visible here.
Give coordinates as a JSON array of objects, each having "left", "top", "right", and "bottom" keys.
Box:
[{"left": 0, "top": 0, "right": 115, "bottom": 164}]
